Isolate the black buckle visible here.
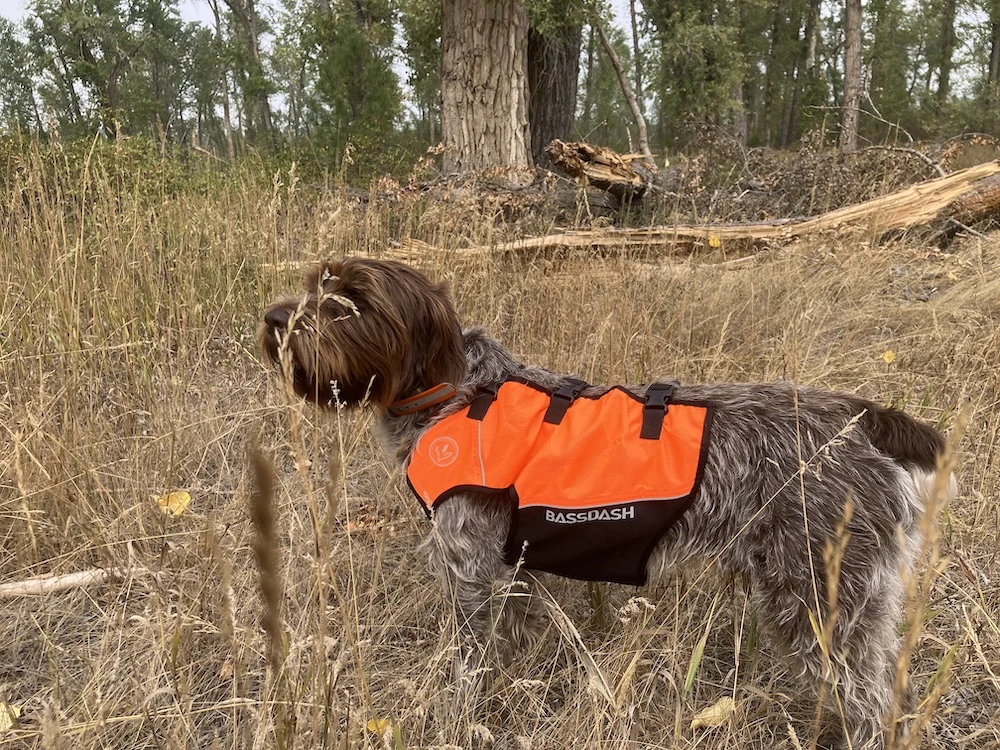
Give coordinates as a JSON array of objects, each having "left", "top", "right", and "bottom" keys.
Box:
[
  {"left": 467, "top": 381, "right": 501, "bottom": 421},
  {"left": 640, "top": 383, "right": 676, "bottom": 440},
  {"left": 543, "top": 378, "right": 587, "bottom": 425}
]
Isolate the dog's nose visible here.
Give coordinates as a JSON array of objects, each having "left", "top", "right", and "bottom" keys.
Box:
[{"left": 264, "top": 307, "right": 291, "bottom": 330}]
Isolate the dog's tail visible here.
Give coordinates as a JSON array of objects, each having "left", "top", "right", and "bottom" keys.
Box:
[
  {"left": 846, "top": 396, "right": 944, "bottom": 472},
  {"left": 848, "top": 395, "right": 958, "bottom": 511}
]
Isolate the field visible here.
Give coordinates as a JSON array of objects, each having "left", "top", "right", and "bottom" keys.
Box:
[{"left": 1, "top": 141, "right": 998, "bottom": 749}]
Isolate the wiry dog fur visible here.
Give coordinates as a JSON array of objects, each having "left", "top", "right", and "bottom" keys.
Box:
[{"left": 261, "top": 257, "right": 954, "bottom": 749}]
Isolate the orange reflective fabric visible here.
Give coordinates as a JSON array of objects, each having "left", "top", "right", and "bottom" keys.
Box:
[{"left": 407, "top": 381, "right": 708, "bottom": 511}]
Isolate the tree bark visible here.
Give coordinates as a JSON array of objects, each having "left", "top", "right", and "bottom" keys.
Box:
[
  {"left": 547, "top": 139, "right": 659, "bottom": 201},
  {"left": 778, "top": 8, "right": 802, "bottom": 149},
  {"left": 937, "top": 0, "right": 957, "bottom": 110},
  {"left": 990, "top": 9, "right": 1000, "bottom": 100},
  {"left": 762, "top": 0, "right": 784, "bottom": 147},
  {"left": 594, "top": 20, "right": 655, "bottom": 169},
  {"left": 840, "top": 0, "right": 863, "bottom": 153},
  {"left": 629, "top": 0, "right": 644, "bottom": 115},
  {"left": 788, "top": 0, "right": 820, "bottom": 145},
  {"left": 208, "top": 0, "right": 236, "bottom": 158},
  {"left": 528, "top": 23, "right": 581, "bottom": 168},
  {"left": 441, "top": 0, "right": 532, "bottom": 171},
  {"left": 222, "top": 0, "right": 273, "bottom": 142},
  {"left": 581, "top": 25, "right": 595, "bottom": 135}
]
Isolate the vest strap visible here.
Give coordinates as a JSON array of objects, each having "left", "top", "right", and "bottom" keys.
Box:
[
  {"left": 466, "top": 382, "right": 501, "bottom": 421},
  {"left": 640, "top": 383, "right": 677, "bottom": 440},
  {"left": 543, "top": 378, "right": 587, "bottom": 425}
]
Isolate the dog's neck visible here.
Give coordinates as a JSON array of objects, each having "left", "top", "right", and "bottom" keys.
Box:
[
  {"left": 386, "top": 383, "right": 459, "bottom": 417},
  {"left": 379, "top": 328, "right": 524, "bottom": 466}
]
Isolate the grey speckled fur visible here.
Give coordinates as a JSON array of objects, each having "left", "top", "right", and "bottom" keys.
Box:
[{"left": 381, "top": 328, "right": 946, "bottom": 750}]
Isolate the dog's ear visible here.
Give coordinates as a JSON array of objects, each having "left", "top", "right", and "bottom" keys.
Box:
[{"left": 411, "top": 278, "right": 467, "bottom": 390}]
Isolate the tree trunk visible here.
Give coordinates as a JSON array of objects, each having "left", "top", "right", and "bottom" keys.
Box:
[
  {"left": 779, "top": 9, "right": 802, "bottom": 149},
  {"left": 762, "top": 0, "right": 784, "bottom": 147},
  {"left": 629, "top": 0, "right": 644, "bottom": 115},
  {"left": 581, "top": 25, "right": 595, "bottom": 135},
  {"left": 990, "top": 10, "right": 1000, "bottom": 100},
  {"left": 222, "top": 0, "right": 273, "bottom": 142},
  {"left": 441, "top": 0, "right": 532, "bottom": 172},
  {"left": 594, "top": 20, "right": 655, "bottom": 169},
  {"left": 209, "top": 0, "right": 237, "bottom": 158},
  {"left": 840, "top": 0, "right": 862, "bottom": 153},
  {"left": 788, "top": 0, "right": 820, "bottom": 144},
  {"left": 733, "top": 80, "right": 747, "bottom": 146},
  {"left": 528, "top": 23, "right": 581, "bottom": 168},
  {"left": 937, "top": 0, "right": 957, "bottom": 110}
]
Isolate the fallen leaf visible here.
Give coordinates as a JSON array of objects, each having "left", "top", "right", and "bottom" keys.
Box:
[
  {"left": 690, "top": 696, "right": 736, "bottom": 730},
  {"left": 156, "top": 490, "right": 192, "bottom": 516},
  {"left": 882, "top": 350, "right": 896, "bottom": 365},
  {"left": 366, "top": 717, "right": 391, "bottom": 735},
  {"left": 708, "top": 235, "right": 722, "bottom": 248},
  {"left": 0, "top": 702, "right": 21, "bottom": 732}
]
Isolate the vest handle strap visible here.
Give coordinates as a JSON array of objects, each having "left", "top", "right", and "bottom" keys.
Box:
[
  {"left": 467, "top": 382, "right": 501, "bottom": 421},
  {"left": 543, "top": 378, "right": 587, "bottom": 425},
  {"left": 640, "top": 383, "right": 677, "bottom": 440}
]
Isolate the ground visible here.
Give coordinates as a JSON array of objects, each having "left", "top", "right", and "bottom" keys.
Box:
[{"left": 0, "top": 150, "right": 998, "bottom": 749}]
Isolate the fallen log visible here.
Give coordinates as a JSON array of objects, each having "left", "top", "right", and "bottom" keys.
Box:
[
  {"left": 403, "top": 159, "right": 1000, "bottom": 257},
  {"left": 0, "top": 567, "right": 146, "bottom": 597},
  {"left": 546, "top": 139, "right": 658, "bottom": 201}
]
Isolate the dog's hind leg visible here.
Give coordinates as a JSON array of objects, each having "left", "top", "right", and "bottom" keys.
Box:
[
  {"left": 834, "top": 559, "right": 913, "bottom": 750},
  {"left": 754, "top": 565, "right": 905, "bottom": 749},
  {"left": 423, "top": 494, "right": 543, "bottom": 715}
]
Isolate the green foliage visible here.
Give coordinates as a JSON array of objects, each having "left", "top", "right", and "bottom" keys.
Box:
[
  {"left": 304, "top": 1, "right": 402, "bottom": 164},
  {"left": 1, "top": 0, "right": 998, "bottom": 180},
  {"left": 0, "top": 19, "right": 36, "bottom": 131},
  {"left": 646, "top": 0, "right": 745, "bottom": 146},
  {"left": 399, "top": 0, "right": 441, "bottom": 143},
  {"left": 578, "top": 24, "right": 634, "bottom": 152}
]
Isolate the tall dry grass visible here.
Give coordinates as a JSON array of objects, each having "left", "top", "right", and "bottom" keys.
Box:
[{"left": 0, "top": 139, "right": 998, "bottom": 749}]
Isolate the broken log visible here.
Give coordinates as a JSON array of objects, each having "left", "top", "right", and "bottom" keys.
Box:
[
  {"left": 406, "top": 159, "right": 1000, "bottom": 257},
  {"left": 547, "top": 139, "right": 658, "bottom": 201}
]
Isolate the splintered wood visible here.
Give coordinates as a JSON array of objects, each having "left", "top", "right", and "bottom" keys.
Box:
[
  {"left": 400, "top": 159, "right": 1000, "bottom": 259},
  {"left": 546, "top": 139, "right": 657, "bottom": 200}
]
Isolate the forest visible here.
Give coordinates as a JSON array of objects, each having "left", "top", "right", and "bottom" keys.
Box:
[{"left": 1, "top": 0, "right": 999, "bottom": 179}]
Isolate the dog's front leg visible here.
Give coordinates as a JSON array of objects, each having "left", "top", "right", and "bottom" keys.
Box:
[{"left": 424, "top": 494, "right": 526, "bottom": 715}]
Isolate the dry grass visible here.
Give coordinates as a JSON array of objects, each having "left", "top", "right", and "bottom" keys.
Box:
[{"left": 1, "top": 141, "right": 998, "bottom": 750}]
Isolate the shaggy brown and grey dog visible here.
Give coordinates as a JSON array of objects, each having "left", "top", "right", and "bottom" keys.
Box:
[{"left": 260, "top": 257, "right": 953, "bottom": 749}]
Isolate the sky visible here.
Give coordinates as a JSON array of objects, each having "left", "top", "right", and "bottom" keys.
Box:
[{"left": 0, "top": 0, "right": 216, "bottom": 25}]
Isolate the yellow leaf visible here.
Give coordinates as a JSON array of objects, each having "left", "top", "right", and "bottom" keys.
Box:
[
  {"left": 366, "top": 717, "right": 391, "bottom": 735},
  {"left": 882, "top": 350, "right": 896, "bottom": 365},
  {"left": 0, "top": 703, "right": 21, "bottom": 733},
  {"left": 690, "top": 696, "right": 736, "bottom": 730},
  {"left": 156, "top": 490, "right": 192, "bottom": 516},
  {"left": 708, "top": 235, "right": 722, "bottom": 248}
]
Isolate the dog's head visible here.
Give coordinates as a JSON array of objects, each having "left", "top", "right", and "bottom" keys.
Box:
[{"left": 259, "top": 258, "right": 467, "bottom": 410}]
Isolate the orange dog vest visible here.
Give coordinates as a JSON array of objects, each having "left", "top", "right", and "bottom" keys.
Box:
[{"left": 406, "top": 378, "right": 712, "bottom": 585}]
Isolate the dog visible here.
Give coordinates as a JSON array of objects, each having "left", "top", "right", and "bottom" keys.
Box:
[{"left": 260, "top": 257, "right": 954, "bottom": 749}]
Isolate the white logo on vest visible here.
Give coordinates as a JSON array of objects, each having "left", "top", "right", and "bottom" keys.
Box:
[{"left": 428, "top": 436, "right": 460, "bottom": 467}]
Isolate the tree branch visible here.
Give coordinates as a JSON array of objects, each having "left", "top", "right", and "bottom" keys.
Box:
[{"left": 593, "top": 19, "right": 655, "bottom": 170}]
